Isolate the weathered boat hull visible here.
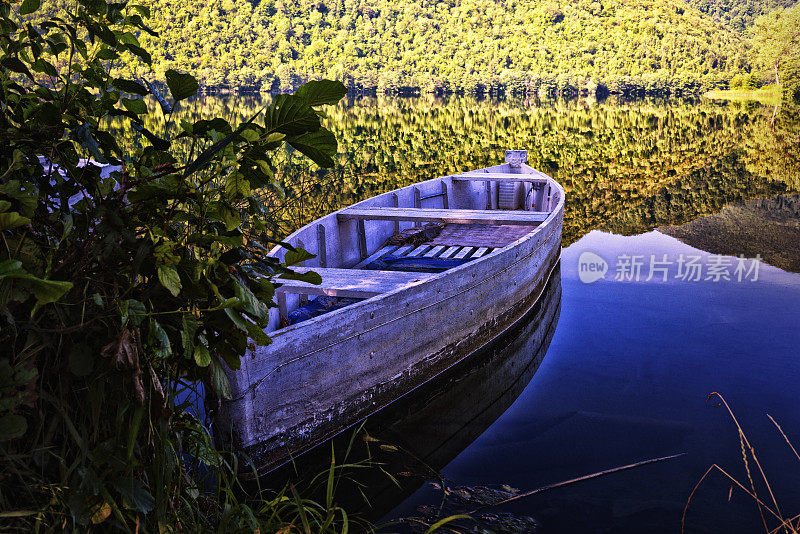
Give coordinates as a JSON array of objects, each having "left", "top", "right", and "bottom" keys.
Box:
[
  {"left": 267, "top": 262, "right": 562, "bottom": 513},
  {"left": 216, "top": 162, "right": 564, "bottom": 473}
]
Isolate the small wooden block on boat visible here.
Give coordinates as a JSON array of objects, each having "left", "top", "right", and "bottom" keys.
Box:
[
  {"left": 407, "top": 244, "right": 431, "bottom": 257},
  {"left": 338, "top": 207, "right": 549, "bottom": 225},
  {"left": 354, "top": 245, "right": 398, "bottom": 268},
  {"left": 439, "top": 246, "right": 461, "bottom": 259},
  {"left": 394, "top": 245, "right": 415, "bottom": 257},
  {"left": 471, "top": 247, "right": 490, "bottom": 258},
  {"left": 275, "top": 268, "right": 433, "bottom": 299},
  {"left": 454, "top": 247, "right": 475, "bottom": 259},
  {"left": 452, "top": 172, "right": 550, "bottom": 183},
  {"left": 424, "top": 245, "right": 446, "bottom": 258}
]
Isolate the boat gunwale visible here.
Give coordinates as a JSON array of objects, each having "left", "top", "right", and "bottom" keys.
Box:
[{"left": 266, "top": 165, "right": 565, "bottom": 338}]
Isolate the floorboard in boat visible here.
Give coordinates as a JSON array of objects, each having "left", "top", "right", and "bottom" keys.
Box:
[{"left": 430, "top": 224, "right": 538, "bottom": 248}]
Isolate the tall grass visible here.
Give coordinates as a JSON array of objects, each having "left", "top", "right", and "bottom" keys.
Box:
[{"left": 682, "top": 392, "right": 800, "bottom": 534}]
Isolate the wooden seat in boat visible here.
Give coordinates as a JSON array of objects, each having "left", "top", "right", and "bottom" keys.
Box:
[
  {"left": 337, "top": 207, "right": 549, "bottom": 225},
  {"left": 275, "top": 267, "right": 433, "bottom": 299}
]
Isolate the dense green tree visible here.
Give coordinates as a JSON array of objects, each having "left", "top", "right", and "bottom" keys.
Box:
[
  {"left": 750, "top": 4, "right": 800, "bottom": 88},
  {"left": 685, "top": 0, "right": 795, "bottom": 32}
]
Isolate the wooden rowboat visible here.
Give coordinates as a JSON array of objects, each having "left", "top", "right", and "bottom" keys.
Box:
[{"left": 216, "top": 150, "right": 565, "bottom": 473}]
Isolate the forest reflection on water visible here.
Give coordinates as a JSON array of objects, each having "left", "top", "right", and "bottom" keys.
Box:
[{"left": 141, "top": 93, "right": 800, "bottom": 248}]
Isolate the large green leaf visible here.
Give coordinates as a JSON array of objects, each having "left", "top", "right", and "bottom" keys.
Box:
[
  {"left": 283, "top": 248, "right": 315, "bottom": 266},
  {"left": 181, "top": 115, "right": 259, "bottom": 178},
  {"left": 0, "top": 260, "right": 23, "bottom": 277},
  {"left": 20, "top": 0, "right": 41, "bottom": 15},
  {"left": 278, "top": 270, "right": 322, "bottom": 285},
  {"left": 210, "top": 359, "right": 232, "bottom": 400},
  {"left": 263, "top": 94, "right": 320, "bottom": 136},
  {"left": 123, "top": 42, "right": 151, "bottom": 64},
  {"left": 121, "top": 98, "right": 147, "bottom": 115},
  {"left": 121, "top": 299, "right": 147, "bottom": 327},
  {"left": 0, "top": 212, "right": 31, "bottom": 230},
  {"left": 111, "top": 478, "right": 154, "bottom": 513},
  {"left": 151, "top": 320, "right": 172, "bottom": 358},
  {"left": 225, "top": 172, "right": 250, "bottom": 199},
  {"left": 0, "top": 261, "right": 73, "bottom": 305},
  {"left": 224, "top": 308, "right": 270, "bottom": 345},
  {"left": 165, "top": 69, "right": 199, "bottom": 102},
  {"left": 157, "top": 265, "right": 181, "bottom": 297},
  {"left": 74, "top": 123, "right": 108, "bottom": 164},
  {"left": 193, "top": 345, "right": 210, "bottom": 367},
  {"left": 29, "top": 279, "right": 74, "bottom": 305},
  {"left": 131, "top": 123, "right": 170, "bottom": 151},
  {"left": 0, "top": 180, "right": 37, "bottom": 216},
  {"left": 294, "top": 80, "right": 347, "bottom": 106},
  {"left": 287, "top": 128, "right": 338, "bottom": 168}
]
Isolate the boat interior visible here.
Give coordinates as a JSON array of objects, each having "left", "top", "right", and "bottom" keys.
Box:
[{"left": 268, "top": 154, "right": 561, "bottom": 331}]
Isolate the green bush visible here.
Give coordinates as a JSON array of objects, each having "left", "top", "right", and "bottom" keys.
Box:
[{"left": 0, "top": 0, "right": 346, "bottom": 530}]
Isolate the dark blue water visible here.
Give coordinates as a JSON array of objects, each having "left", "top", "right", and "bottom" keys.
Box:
[{"left": 386, "top": 230, "right": 800, "bottom": 533}]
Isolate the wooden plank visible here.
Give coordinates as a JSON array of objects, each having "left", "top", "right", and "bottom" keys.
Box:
[
  {"left": 275, "top": 268, "right": 433, "bottom": 299},
  {"left": 454, "top": 172, "right": 549, "bottom": 183},
  {"left": 413, "top": 187, "right": 421, "bottom": 227},
  {"left": 354, "top": 245, "right": 398, "bottom": 268},
  {"left": 316, "top": 225, "right": 327, "bottom": 268},
  {"left": 471, "top": 247, "right": 490, "bottom": 258},
  {"left": 424, "top": 245, "right": 446, "bottom": 258},
  {"left": 356, "top": 220, "right": 367, "bottom": 261},
  {"left": 439, "top": 246, "right": 461, "bottom": 259},
  {"left": 393, "top": 245, "right": 415, "bottom": 257},
  {"left": 431, "top": 223, "right": 537, "bottom": 248},
  {"left": 407, "top": 244, "right": 431, "bottom": 257},
  {"left": 454, "top": 247, "right": 475, "bottom": 259},
  {"left": 277, "top": 291, "right": 288, "bottom": 325},
  {"left": 338, "top": 207, "right": 549, "bottom": 225},
  {"left": 391, "top": 192, "right": 400, "bottom": 234}
]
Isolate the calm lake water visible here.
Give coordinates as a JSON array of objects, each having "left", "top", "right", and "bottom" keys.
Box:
[{"left": 181, "top": 94, "right": 800, "bottom": 531}]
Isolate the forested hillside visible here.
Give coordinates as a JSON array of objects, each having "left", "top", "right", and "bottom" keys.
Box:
[
  {"left": 97, "top": 0, "right": 753, "bottom": 94},
  {"left": 38, "top": 0, "right": 798, "bottom": 95},
  {"left": 685, "top": 0, "right": 795, "bottom": 31}
]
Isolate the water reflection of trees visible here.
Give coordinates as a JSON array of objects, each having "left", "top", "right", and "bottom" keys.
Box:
[
  {"left": 743, "top": 100, "right": 800, "bottom": 192},
  {"left": 115, "top": 96, "right": 799, "bottom": 244}
]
